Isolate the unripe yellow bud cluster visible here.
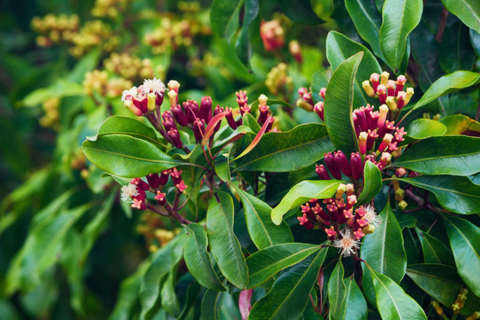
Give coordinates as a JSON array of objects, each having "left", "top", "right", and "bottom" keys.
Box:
[
  {"left": 91, "top": 0, "right": 129, "bottom": 18},
  {"left": 177, "top": 1, "right": 200, "bottom": 14},
  {"left": 104, "top": 53, "right": 156, "bottom": 81},
  {"left": 191, "top": 53, "right": 230, "bottom": 78},
  {"left": 39, "top": 97, "right": 60, "bottom": 129},
  {"left": 136, "top": 211, "right": 178, "bottom": 250},
  {"left": 83, "top": 70, "right": 132, "bottom": 98},
  {"left": 144, "top": 17, "right": 206, "bottom": 54},
  {"left": 70, "top": 20, "right": 118, "bottom": 57},
  {"left": 266, "top": 63, "right": 292, "bottom": 95},
  {"left": 31, "top": 14, "right": 79, "bottom": 47}
]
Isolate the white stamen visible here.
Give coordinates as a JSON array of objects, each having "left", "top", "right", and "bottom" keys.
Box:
[
  {"left": 121, "top": 183, "right": 139, "bottom": 203},
  {"left": 142, "top": 78, "right": 166, "bottom": 96},
  {"left": 121, "top": 86, "right": 138, "bottom": 101},
  {"left": 334, "top": 229, "right": 360, "bottom": 257},
  {"left": 363, "top": 205, "right": 381, "bottom": 226}
]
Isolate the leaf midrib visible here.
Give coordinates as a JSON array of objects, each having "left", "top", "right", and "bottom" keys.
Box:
[
  {"left": 395, "top": 150, "right": 480, "bottom": 166},
  {"left": 406, "top": 180, "right": 480, "bottom": 199}
]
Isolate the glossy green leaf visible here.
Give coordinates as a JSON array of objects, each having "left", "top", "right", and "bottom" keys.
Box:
[
  {"left": 379, "top": 0, "right": 422, "bottom": 71},
  {"left": 249, "top": 249, "right": 327, "bottom": 320},
  {"left": 328, "top": 261, "right": 346, "bottom": 320},
  {"left": 411, "top": 71, "right": 480, "bottom": 112},
  {"left": 311, "top": 71, "right": 329, "bottom": 104},
  {"left": 415, "top": 228, "right": 454, "bottom": 265},
  {"left": 235, "top": 0, "right": 259, "bottom": 64},
  {"left": 365, "top": 266, "right": 427, "bottom": 320},
  {"left": 246, "top": 243, "right": 322, "bottom": 288},
  {"left": 210, "top": 0, "right": 242, "bottom": 40},
  {"left": 206, "top": 191, "right": 248, "bottom": 289},
  {"left": 82, "top": 135, "right": 184, "bottom": 178},
  {"left": 439, "top": 22, "right": 476, "bottom": 73},
  {"left": 271, "top": 180, "right": 343, "bottom": 225},
  {"left": 326, "top": 31, "right": 381, "bottom": 107},
  {"left": 183, "top": 223, "right": 225, "bottom": 291},
  {"left": 21, "top": 79, "right": 83, "bottom": 107},
  {"left": 357, "top": 161, "right": 382, "bottom": 205},
  {"left": 444, "top": 215, "right": 480, "bottom": 297},
  {"left": 139, "top": 234, "right": 186, "bottom": 320},
  {"left": 392, "top": 136, "right": 480, "bottom": 175},
  {"left": 342, "top": 275, "right": 368, "bottom": 320},
  {"left": 397, "top": 175, "right": 480, "bottom": 214},
  {"left": 160, "top": 268, "right": 180, "bottom": 316},
  {"left": 440, "top": 0, "right": 480, "bottom": 34},
  {"left": 324, "top": 51, "right": 363, "bottom": 155},
  {"left": 471, "top": 29, "right": 480, "bottom": 56},
  {"left": 361, "top": 203, "right": 406, "bottom": 283},
  {"left": 235, "top": 187, "right": 293, "bottom": 250},
  {"left": 200, "top": 289, "right": 223, "bottom": 320},
  {"left": 345, "top": 0, "right": 385, "bottom": 61},
  {"left": 276, "top": 0, "right": 324, "bottom": 25},
  {"left": 439, "top": 114, "right": 480, "bottom": 135},
  {"left": 234, "top": 123, "right": 334, "bottom": 172},
  {"left": 404, "top": 119, "right": 447, "bottom": 141}
]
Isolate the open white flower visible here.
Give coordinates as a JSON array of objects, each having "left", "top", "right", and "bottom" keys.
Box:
[
  {"left": 142, "top": 78, "right": 165, "bottom": 96},
  {"left": 334, "top": 229, "right": 360, "bottom": 257},
  {"left": 363, "top": 205, "right": 381, "bottom": 226},
  {"left": 121, "top": 86, "right": 138, "bottom": 101},
  {"left": 121, "top": 183, "right": 139, "bottom": 203}
]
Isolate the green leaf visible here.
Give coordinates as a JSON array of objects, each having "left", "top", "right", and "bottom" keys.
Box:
[
  {"left": 439, "top": 114, "right": 480, "bottom": 135},
  {"left": 324, "top": 51, "right": 363, "bottom": 154},
  {"left": 411, "top": 70, "right": 480, "bottom": 112},
  {"left": 250, "top": 98, "right": 294, "bottom": 110},
  {"left": 89, "top": 116, "right": 165, "bottom": 147},
  {"left": 471, "top": 29, "right": 480, "bottom": 56},
  {"left": 200, "top": 289, "right": 224, "bottom": 320},
  {"left": 276, "top": 0, "right": 324, "bottom": 25},
  {"left": 234, "top": 187, "right": 293, "bottom": 250},
  {"left": 365, "top": 266, "right": 427, "bottom": 320},
  {"left": 444, "top": 215, "right": 480, "bottom": 297},
  {"left": 440, "top": 0, "right": 480, "bottom": 34},
  {"left": 246, "top": 243, "right": 322, "bottom": 288},
  {"left": 357, "top": 161, "right": 382, "bottom": 205},
  {"left": 82, "top": 135, "right": 184, "bottom": 178},
  {"left": 396, "top": 175, "right": 480, "bottom": 214},
  {"left": 328, "top": 261, "right": 346, "bottom": 320},
  {"left": 234, "top": 123, "right": 334, "bottom": 172},
  {"left": 271, "top": 180, "right": 343, "bottom": 225},
  {"left": 439, "top": 22, "right": 476, "bottom": 73},
  {"left": 345, "top": 0, "right": 385, "bottom": 61},
  {"left": 342, "top": 276, "right": 368, "bottom": 320},
  {"left": 235, "top": 0, "right": 259, "bottom": 64},
  {"left": 404, "top": 119, "right": 447, "bottom": 141},
  {"left": 379, "top": 0, "right": 423, "bottom": 71},
  {"left": 210, "top": 0, "right": 242, "bottom": 40},
  {"left": 311, "top": 71, "right": 329, "bottom": 103},
  {"left": 139, "top": 234, "right": 186, "bottom": 320},
  {"left": 183, "top": 223, "right": 225, "bottom": 291},
  {"left": 233, "top": 115, "right": 271, "bottom": 161},
  {"left": 326, "top": 31, "right": 382, "bottom": 108},
  {"left": 392, "top": 136, "right": 480, "bottom": 175},
  {"left": 20, "top": 79, "right": 83, "bottom": 107},
  {"left": 361, "top": 203, "right": 406, "bottom": 283},
  {"left": 415, "top": 228, "right": 454, "bottom": 265},
  {"left": 160, "top": 268, "right": 180, "bottom": 316},
  {"left": 249, "top": 248, "right": 327, "bottom": 320},
  {"left": 206, "top": 191, "right": 249, "bottom": 289}
]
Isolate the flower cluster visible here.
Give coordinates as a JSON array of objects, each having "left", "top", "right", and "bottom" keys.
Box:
[
  {"left": 104, "top": 53, "right": 161, "bottom": 82},
  {"left": 362, "top": 72, "right": 414, "bottom": 112},
  {"left": 31, "top": 14, "right": 79, "bottom": 47},
  {"left": 91, "top": 0, "right": 129, "bottom": 18},
  {"left": 70, "top": 20, "right": 118, "bottom": 57},
  {"left": 260, "top": 20, "right": 285, "bottom": 51},
  {"left": 39, "top": 97, "right": 60, "bottom": 129},
  {"left": 136, "top": 211, "right": 177, "bottom": 252},
  {"left": 121, "top": 168, "right": 188, "bottom": 211},
  {"left": 265, "top": 63, "right": 293, "bottom": 96},
  {"left": 297, "top": 183, "right": 380, "bottom": 257},
  {"left": 83, "top": 70, "right": 133, "bottom": 98}
]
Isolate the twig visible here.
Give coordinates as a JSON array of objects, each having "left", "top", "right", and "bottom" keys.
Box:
[{"left": 435, "top": 7, "right": 449, "bottom": 43}]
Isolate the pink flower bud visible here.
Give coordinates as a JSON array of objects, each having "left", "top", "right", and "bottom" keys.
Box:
[
  {"left": 369, "top": 111, "right": 380, "bottom": 130},
  {"left": 393, "top": 127, "right": 406, "bottom": 143},
  {"left": 258, "top": 104, "right": 270, "bottom": 126},
  {"left": 324, "top": 152, "right": 342, "bottom": 179},
  {"left": 378, "top": 120, "right": 395, "bottom": 138},
  {"left": 354, "top": 228, "right": 365, "bottom": 240},
  {"left": 378, "top": 134, "right": 393, "bottom": 152},
  {"left": 377, "top": 85, "right": 387, "bottom": 104},
  {"left": 364, "top": 104, "right": 374, "bottom": 124},
  {"left": 377, "top": 104, "right": 389, "bottom": 129},
  {"left": 350, "top": 152, "right": 363, "bottom": 180},
  {"left": 335, "top": 184, "right": 347, "bottom": 200},
  {"left": 303, "top": 92, "right": 313, "bottom": 106},
  {"left": 265, "top": 116, "right": 275, "bottom": 132},
  {"left": 387, "top": 142, "right": 398, "bottom": 152},
  {"left": 236, "top": 90, "right": 248, "bottom": 109},
  {"left": 405, "top": 87, "right": 414, "bottom": 105},
  {"left": 198, "top": 96, "right": 213, "bottom": 122},
  {"left": 396, "top": 91, "right": 406, "bottom": 110},
  {"left": 334, "top": 151, "right": 352, "bottom": 177},
  {"left": 167, "top": 128, "right": 183, "bottom": 148},
  {"left": 240, "top": 104, "right": 251, "bottom": 115},
  {"left": 159, "top": 170, "right": 170, "bottom": 185},
  {"left": 354, "top": 108, "right": 369, "bottom": 132},
  {"left": 379, "top": 152, "right": 392, "bottom": 167},
  {"left": 193, "top": 118, "right": 205, "bottom": 143},
  {"left": 386, "top": 96, "right": 397, "bottom": 111},
  {"left": 370, "top": 73, "right": 380, "bottom": 92},
  {"left": 183, "top": 100, "right": 198, "bottom": 123},
  {"left": 387, "top": 80, "right": 396, "bottom": 97},
  {"left": 176, "top": 180, "right": 188, "bottom": 193},
  {"left": 319, "top": 87, "right": 326, "bottom": 100},
  {"left": 315, "top": 164, "right": 330, "bottom": 180},
  {"left": 147, "top": 173, "right": 161, "bottom": 189},
  {"left": 213, "top": 105, "right": 225, "bottom": 132},
  {"left": 325, "top": 226, "right": 337, "bottom": 240},
  {"left": 346, "top": 195, "right": 357, "bottom": 210},
  {"left": 380, "top": 71, "right": 390, "bottom": 86},
  {"left": 367, "top": 129, "right": 379, "bottom": 151},
  {"left": 225, "top": 107, "right": 237, "bottom": 130},
  {"left": 314, "top": 102, "right": 324, "bottom": 121},
  {"left": 155, "top": 191, "right": 166, "bottom": 205},
  {"left": 131, "top": 178, "right": 149, "bottom": 191},
  {"left": 124, "top": 100, "right": 143, "bottom": 116},
  {"left": 167, "top": 80, "right": 180, "bottom": 93},
  {"left": 170, "top": 168, "right": 183, "bottom": 184},
  {"left": 163, "top": 113, "right": 177, "bottom": 132},
  {"left": 395, "top": 167, "right": 407, "bottom": 177},
  {"left": 133, "top": 94, "right": 148, "bottom": 114},
  {"left": 358, "top": 132, "right": 368, "bottom": 155},
  {"left": 171, "top": 104, "right": 188, "bottom": 126},
  {"left": 298, "top": 214, "right": 314, "bottom": 229},
  {"left": 395, "top": 75, "right": 407, "bottom": 96},
  {"left": 131, "top": 198, "right": 146, "bottom": 210},
  {"left": 346, "top": 184, "right": 354, "bottom": 196},
  {"left": 312, "top": 204, "right": 329, "bottom": 221},
  {"left": 352, "top": 113, "right": 361, "bottom": 137}
]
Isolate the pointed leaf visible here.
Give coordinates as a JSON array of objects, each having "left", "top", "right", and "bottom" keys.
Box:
[
  {"left": 444, "top": 215, "right": 480, "bottom": 297},
  {"left": 439, "top": 22, "right": 476, "bottom": 73},
  {"left": 203, "top": 112, "right": 227, "bottom": 145},
  {"left": 210, "top": 0, "right": 242, "bottom": 40},
  {"left": 342, "top": 276, "right": 368, "bottom": 320},
  {"left": 207, "top": 191, "right": 248, "bottom": 289},
  {"left": 200, "top": 289, "right": 223, "bottom": 320},
  {"left": 235, "top": 187, "right": 293, "bottom": 250},
  {"left": 234, "top": 123, "right": 334, "bottom": 172},
  {"left": 246, "top": 243, "right": 322, "bottom": 288},
  {"left": 249, "top": 249, "right": 328, "bottom": 320},
  {"left": 392, "top": 136, "right": 480, "bottom": 175},
  {"left": 276, "top": 0, "right": 324, "bottom": 25},
  {"left": 440, "top": 0, "right": 480, "bottom": 34},
  {"left": 395, "top": 175, "right": 480, "bottom": 214},
  {"left": 439, "top": 114, "right": 480, "bottom": 135},
  {"left": 183, "top": 223, "right": 225, "bottom": 291},
  {"left": 233, "top": 116, "right": 272, "bottom": 161},
  {"left": 357, "top": 161, "right": 382, "bottom": 205},
  {"left": 324, "top": 51, "right": 363, "bottom": 154},
  {"left": 415, "top": 228, "right": 454, "bottom": 265},
  {"left": 361, "top": 203, "right": 407, "bottom": 283},
  {"left": 328, "top": 261, "right": 346, "bottom": 320},
  {"left": 271, "top": 180, "right": 343, "bottom": 225},
  {"left": 379, "top": 0, "right": 423, "bottom": 70},
  {"left": 82, "top": 135, "right": 184, "bottom": 178},
  {"left": 404, "top": 119, "right": 447, "bottom": 141}
]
